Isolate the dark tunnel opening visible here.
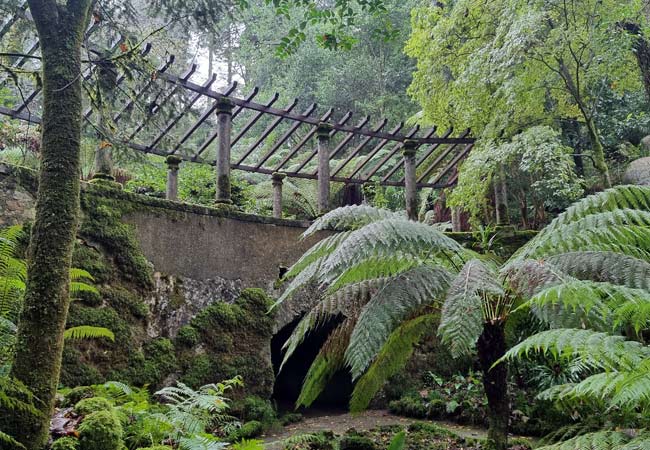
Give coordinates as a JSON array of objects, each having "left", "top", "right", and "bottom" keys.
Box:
[{"left": 271, "top": 315, "right": 353, "bottom": 412}]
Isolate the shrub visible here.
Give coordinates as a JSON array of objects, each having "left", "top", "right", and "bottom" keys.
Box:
[
  {"left": 51, "top": 437, "right": 79, "bottom": 450},
  {"left": 176, "top": 325, "right": 199, "bottom": 347},
  {"left": 78, "top": 410, "right": 124, "bottom": 450},
  {"left": 74, "top": 396, "right": 113, "bottom": 415},
  {"left": 240, "top": 396, "right": 276, "bottom": 424},
  {"left": 134, "top": 447, "right": 173, "bottom": 450},
  {"left": 339, "top": 433, "right": 376, "bottom": 450},
  {"left": 230, "top": 420, "right": 264, "bottom": 441},
  {"left": 62, "top": 386, "right": 95, "bottom": 407}
]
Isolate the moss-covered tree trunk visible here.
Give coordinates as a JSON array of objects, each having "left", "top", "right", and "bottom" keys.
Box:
[
  {"left": 2, "top": 1, "right": 93, "bottom": 448},
  {"left": 477, "top": 321, "right": 508, "bottom": 450}
]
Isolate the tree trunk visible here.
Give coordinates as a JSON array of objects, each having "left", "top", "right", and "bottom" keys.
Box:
[
  {"left": 2, "top": 2, "right": 92, "bottom": 448},
  {"left": 477, "top": 321, "right": 509, "bottom": 450},
  {"left": 585, "top": 116, "right": 612, "bottom": 188}
]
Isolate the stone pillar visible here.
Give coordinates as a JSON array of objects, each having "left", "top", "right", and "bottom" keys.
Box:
[
  {"left": 166, "top": 155, "right": 182, "bottom": 201},
  {"left": 316, "top": 122, "right": 333, "bottom": 214},
  {"left": 92, "top": 141, "right": 114, "bottom": 181},
  {"left": 403, "top": 140, "right": 418, "bottom": 221},
  {"left": 451, "top": 206, "right": 462, "bottom": 232},
  {"left": 216, "top": 98, "right": 233, "bottom": 204},
  {"left": 271, "top": 172, "right": 286, "bottom": 219}
]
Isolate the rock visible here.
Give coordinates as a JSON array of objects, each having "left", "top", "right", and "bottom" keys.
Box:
[{"left": 623, "top": 157, "right": 650, "bottom": 185}]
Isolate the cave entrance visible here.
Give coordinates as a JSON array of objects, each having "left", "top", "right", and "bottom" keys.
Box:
[{"left": 271, "top": 316, "right": 353, "bottom": 412}]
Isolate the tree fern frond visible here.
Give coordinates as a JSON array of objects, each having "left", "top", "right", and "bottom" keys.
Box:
[
  {"left": 284, "top": 231, "right": 352, "bottom": 280},
  {"left": 502, "top": 259, "right": 566, "bottom": 298},
  {"left": 325, "top": 253, "right": 423, "bottom": 291},
  {"left": 322, "top": 219, "right": 464, "bottom": 280},
  {"left": 518, "top": 281, "right": 650, "bottom": 331},
  {"left": 546, "top": 252, "right": 650, "bottom": 291},
  {"left": 501, "top": 329, "right": 650, "bottom": 372},
  {"left": 349, "top": 314, "right": 437, "bottom": 412},
  {"left": 70, "top": 281, "right": 99, "bottom": 297},
  {"left": 280, "top": 279, "right": 385, "bottom": 372},
  {"left": 297, "top": 317, "right": 355, "bottom": 408},
  {"left": 178, "top": 434, "right": 228, "bottom": 450},
  {"left": 63, "top": 326, "right": 115, "bottom": 341},
  {"left": 303, "top": 205, "right": 402, "bottom": 237},
  {"left": 439, "top": 259, "right": 504, "bottom": 358},
  {"left": 345, "top": 266, "right": 452, "bottom": 379},
  {"left": 536, "top": 430, "right": 634, "bottom": 450},
  {"left": 541, "top": 185, "right": 650, "bottom": 233},
  {"left": 514, "top": 225, "right": 650, "bottom": 262}
]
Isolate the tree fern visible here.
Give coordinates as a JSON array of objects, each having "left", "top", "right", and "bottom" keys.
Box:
[
  {"left": 303, "top": 205, "right": 402, "bottom": 237},
  {"left": 63, "top": 326, "right": 115, "bottom": 341},
  {"left": 345, "top": 266, "right": 452, "bottom": 379},
  {"left": 535, "top": 430, "right": 636, "bottom": 450},
  {"left": 324, "top": 253, "right": 423, "bottom": 291},
  {"left": 349, "top": 314, "right": 437, "bottom": 412},
  {"left": 279, "top": 279, "right": 384, "bottom": 372},
  {"left": 439, "top": 259, "right": 504, "bottom": 358},
  {"left": 297, "top": 317, "right": 355, "bottom": 408}
]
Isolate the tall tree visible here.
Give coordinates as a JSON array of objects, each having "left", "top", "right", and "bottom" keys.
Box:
[{"left": 4, "top": 1, "right": 94, "bottom": 448}]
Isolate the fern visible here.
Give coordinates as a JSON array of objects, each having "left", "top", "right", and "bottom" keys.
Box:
[
  {"left": 63, "top": 326, "right": 115, "bottom": 341},
  {"left": 320, "top": 218, "right": 464, "bottom": 277},
  {"left": 325, "top": 253, "right": 423, "bottom": 291},
  {"left": 303, "top": 205, "right": 402, "bottom": 237},
  {"left": 345, "top": 266, "right": 452, "bottom": 379},
  {"left": 350, "top": 314, "right": 437, "bottom": 412},
  {"left": 501, "top": 329, "right": 650, "bottom": 372},
  {"left": 297, "top": 317, "right": 355, "bottom": 408},
  {"left": 439, "top": 259, "right": 504, "bottom": 358},
  {"left": 541, "top": 185, "right": 650, "bottom": 233},
  {"left": 279, "top": 279, "right": 383, "bottom": 372},
  {"left": 535, "top": 430, "right": 635, "bottom": 450}
]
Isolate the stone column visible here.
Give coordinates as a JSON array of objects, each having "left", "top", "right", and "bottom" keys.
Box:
[
  {"left": 166, "top": 155, "right": 182, "bottom": 201},
  {"left": 403, "top": 139, "right": 418, "bottom": 221},
  {"left": 271, "top": 172, "right": 286, "bottom": 219},
  {"left": 216, "top": 98, "right": 233, "bottom": 204},
  {"left": 92, "top": 141, "right": 114, "bottom": 181},
  {"left": 316, "top": 122, "right": 333, "bottom": 215}
]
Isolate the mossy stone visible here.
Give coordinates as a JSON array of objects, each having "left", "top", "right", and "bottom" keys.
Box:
[
  {"left": 78, "top": 410, "right": 124, "bottom": 450},
  {"left": 74, "top": 396, "right": 114, "bottom": 415},
  {"left": 51, "top": 436, "right": 79, "bottom": 450}
]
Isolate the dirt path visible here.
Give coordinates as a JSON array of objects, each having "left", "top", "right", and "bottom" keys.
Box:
[{"left": 262, "top": 410, "right": 488, "bottom": 449}]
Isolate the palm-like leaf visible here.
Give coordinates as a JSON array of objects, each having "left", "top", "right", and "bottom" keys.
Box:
[
  {"left": 64, "top": 326, "right": 115, "bottom": 341},
  {"left": 302, "top": 205, "right": 402, "bottom": 237},
  {"left": 345, "top": 266, "right": 452, "bottom": 379},
  {"left": 439, "top": 259, "right": 504, "bottom": 358}
]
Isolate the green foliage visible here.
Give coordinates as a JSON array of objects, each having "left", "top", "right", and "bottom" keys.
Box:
[
  {"left": 78, "top": 410, "right": 124, "bottom": 450},
  {"left": 64, "top": 326, "right": 115, "bottom": 342},
  {"left": 230, "top": 440, "right": 264, "bottom": 450},
  {"left": 176, "top": 325, "right": 200, "bottom": 347},
  {"left": 74, "top": 396, "right": 114, "bottom": 415},
  {"left": 51, "top": 437, "right": 80, "bottom": 450},
  {"left": 229, "top": 420, "right": 264, "bottom": 441}
]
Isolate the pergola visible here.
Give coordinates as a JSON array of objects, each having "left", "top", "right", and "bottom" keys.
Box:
[{"left": 0, "top": 4, "right": 475, "bottom": 219}]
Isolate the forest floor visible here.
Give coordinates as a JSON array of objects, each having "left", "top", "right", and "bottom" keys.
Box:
[{"left": 262, "top": 409, "right": 489, "bottom": 449}]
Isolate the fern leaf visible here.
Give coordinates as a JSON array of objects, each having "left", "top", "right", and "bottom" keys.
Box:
[
  {"left": 280, "top": 278, "right": 385, "bottom": 372},
  {"left": 297, "top": 317, "right": 355, "bottom": 408},
  {"left": 63, "top": 326, "right": 115, "bottom": 341},
  {"left": 303, "top": 205, "right": 402, "bottom": 237},
  {"left": 321, "top": 219, "right": 464, "bottom": 278},
  {"left": 325, "top": 253, "right": 423, "bottom": 291},
  {"left": 536, "top": 430, "right": 633, "bottom": 450},
  {"left": 350, "top": 314, "right": 437, "bottom": 412},
  {"left": 345, "top": 266, "right": 452, "bottom": 379},
  {"left": 501, "top": 329, "right": 650, "bottom": 371},
  {"left": 439, "top": 259, "right": 504, "bottom": 358}
]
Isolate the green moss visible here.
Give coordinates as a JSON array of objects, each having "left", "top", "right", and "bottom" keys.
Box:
[
  {"left": 113, "top": 338, "right": 177, "bottom": 388},
  {"left": 237, "top": 396, "right": 276, "bottom": 424},
  {"left": 78, "top": 410, "right": 124, "bottom": 450},
  {"left": 61, "top": 386, "right": 95, "bottom": 408},
  {"left": 79, "top": 188, "right": 153, "bottom": 288},
  {"left": 72, "top": 244, "right": 113, "bottom": 285},
  {"left": 175, "top": 325, "right": 199, "bottom": 347},
  {"left": 51, "top": 436, "right": 79, "bottom": 450},
  {"left": 180, "top": 290, "right": 275, "bottom": 398},
  {"left": 60, "top": 347, "right": 103, "bottom": 387},
  {"left": 179, "top": 354, "right": 216, "bottom": 388},
  {"left": 74, "top": 397, "right": 114, "bottom": 415},
  {"left": 103, "top": 286, "right": 149, "bottom": 320}
]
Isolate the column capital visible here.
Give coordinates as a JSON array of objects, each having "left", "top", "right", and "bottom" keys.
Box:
[
  {"left": 165, "top": 154, "right": 182, "bottom": 170},
  {"left": 271, "top": 172, "right": 286, "bottom": 185},
  {"left": 402, "top": 139, "right": 418, "bottom": 157},
  {"left": 215, "top": 98, "right": 234, "bottom": 115},
  {"left": 316, "top": 122, "right": 333, "bottom": 139}
]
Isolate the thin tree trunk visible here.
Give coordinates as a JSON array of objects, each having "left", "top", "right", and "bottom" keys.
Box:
[
  {"left": 477, "top": 321, "right": 509, "bottom": 450},
  {"left": 2, "top": 1, "right": 92, "bottom": 448}
]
